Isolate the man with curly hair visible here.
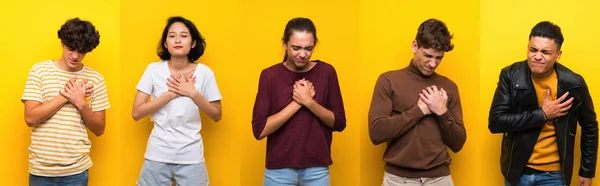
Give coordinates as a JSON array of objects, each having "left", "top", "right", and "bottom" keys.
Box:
[{"left": 21, "top": 17, "right": 109, "bottom": 186}]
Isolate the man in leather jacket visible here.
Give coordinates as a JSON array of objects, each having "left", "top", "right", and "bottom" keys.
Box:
[{"left": 489, "top": 21, "right": 598, "bottom": 186}]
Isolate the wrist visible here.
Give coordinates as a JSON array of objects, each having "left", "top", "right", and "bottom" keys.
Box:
[
  {"left": 190, "top": 90, "right": 200, "bottom": 98},
  {"left": 434, "top": 107, "right": 448, "bottom": 116},
  {"left": 304, "top": 99, "right": 316, "bottom": 108},
  {"left": 56, "top": 94, "right": 69, "bottom": 104},
  {"left": 74, "top": 101, "right": 88, "bottom": 110}
]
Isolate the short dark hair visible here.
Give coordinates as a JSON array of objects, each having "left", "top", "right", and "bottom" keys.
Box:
[
  {"left": 415, "top": 18, "right": 454, "bottom": 52},
  {"left": 281, "top": 17, "right": 318, "bottom": 62},
  {"left": 529, "top": 21, "right": 564, "bottom": 49},
  {"left": 157, "top": 16, "right": 206, "bottom": 62},
  {"left": 57, "top": 18, "right": 100, "bottom": 53}
]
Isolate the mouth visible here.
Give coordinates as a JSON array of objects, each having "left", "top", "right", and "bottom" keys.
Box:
[
  {"left": 531, "top": 61, "right": 546, "bottom": 66},
  {"left": 174, "top": 46, "right": 183, "bottom": 49},
  {"left": 296, "top": 58, "right": 307, "bottom": 63}
]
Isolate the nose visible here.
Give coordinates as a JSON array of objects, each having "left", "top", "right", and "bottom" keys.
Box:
[
  {"left": 428, "top": 60, "right": 438, "bottom": 68},
  {"left": 534, "top": 52, "right": 543, "bottom": 60},
  {"left": 175, "top": 35, "right": 181, "bottom": 44},
  {"left": 299, "top": 50, "right": 307, "bottom": 58},
  {"left": 71, "top": 52, "right": 80, "bottom": 60}
]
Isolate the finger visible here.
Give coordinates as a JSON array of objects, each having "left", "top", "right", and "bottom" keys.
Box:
[
  {"left": 422, "top": 89, "right": 433, "bottom": 99},
  {"left": 66, "top": 80, "right": 75, "bottom": 90},
  {"left": 560, "top": 103, "right": 573, "bottom": 112},
  {"left": 419, "top": 93, "right": 429, "bottom": 103},
  {"left": 558, "top": 97, "right": 574, "bottom": 107},
  {"left": 300, "top": 80, "right": 307, "bottom": 86},
  {"left": 167, "top": 82, "right": 179, "bottom": 90},
  {"left": 431, "top": 85, "right": 438, "bottom": 93},
  {"left": 545, "top": 89, "right": 551, "bottom": 101},
  {"left": 60, "top": 90, "right": 69, "bottom": 97},
  {"left": 168, "top": 88, "right": 180, "bottom": 95},
  {"left": 170, "top": 74, "right": 181, "bottom": 83},
  {"left": 556, "top": 92, "right": 569, "bottom": 102},
  {"left": 167, "top": 78, "right": 180, "bottom": 85},
  {"left": 440, "top": 88, "right": 447, "bottom": 96},
  {"left": 425, "top": 86, "right": 434, "bottom": 94}
]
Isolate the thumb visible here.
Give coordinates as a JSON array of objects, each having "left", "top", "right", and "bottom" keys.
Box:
[{"left": 545, "top": 89, "right": 551, "bottom": 100}]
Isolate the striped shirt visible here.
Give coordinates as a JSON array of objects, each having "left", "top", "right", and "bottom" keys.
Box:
[{"left": 21, "top": 60, "right": 110, "bottom": 177}]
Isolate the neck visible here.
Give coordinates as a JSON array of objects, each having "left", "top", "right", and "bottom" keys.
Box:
[
  {"left": 532, "top": 70, "right": 554, "bottom": 79},
  {"left": 283, "top": 60, "right": 311, "bottom": 72},
  {"left": 55, "top": 58, "right": 83, "bottom": 72},
  {"left": 408, "top": 59, "right": 428, "bottom": 77},
  {"left": 168, "top": 57, "right": 190, "bottom": 70}
]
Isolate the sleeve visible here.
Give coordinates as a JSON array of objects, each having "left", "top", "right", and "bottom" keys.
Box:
[
  {"left": 368, "top": 74, "right": 425, "bottom": 145},
  {"left": 21, "top": 66, "right": 44, "bottom": 103},
  {"left": 435, "top": 84, "right": 467, "bottom": 153},
  {"left": 327, "top": 66, "right": 346, "bottom": 132},
  {"left": 577, "top": 76, "right": 598, "bottom": 178},
  {"left": 251, "top": 70, "right": 272, "bottom": 140},
  {"left": 488, "top": 67, "right": 546, "bottom": 133},
  {"left": 136, "top": 65, "right": 154, "bottom": 95},
  {"left": 90, "top": 75, "right": 110, "bottom": 112},
  {"left": 201, "top": 70, "right": 222, "bottom": 102}
]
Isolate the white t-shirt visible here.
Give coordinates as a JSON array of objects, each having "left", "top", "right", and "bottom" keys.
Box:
[{"left": 136, "top": 61, "right": 222, "bottom": 164}]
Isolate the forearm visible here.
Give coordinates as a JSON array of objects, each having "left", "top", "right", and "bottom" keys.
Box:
[
  {"left": 369, "top": 105, "right": 425, "bottom": 145},
  {"left": 190, "top": 91, "right": 221, "bottom": 122},
  {"left": 132, "top": 93, "right": 175, "bottom": 121},
  {"left": 305, "top": 100, "right": 335, "bottom": 128},
  {"left": 436, "top": 110, "right": 467, "bottom": 152},
  {"left": 258, "top": 101, "right": 302, "bottom": 140},
  {"left": 76, "top": 104, "right": 106, "bottom": 136},
  {"left": 25, "top": 95, "right": 69, "bottom": 127}
]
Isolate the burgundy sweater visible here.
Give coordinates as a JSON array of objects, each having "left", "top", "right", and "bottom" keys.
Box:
[
  {"left": 252, "top": 61, "right": 346, "bottom": 169},
  {"left": 368, "top": 61, "right": 466, "bottom": 177}
]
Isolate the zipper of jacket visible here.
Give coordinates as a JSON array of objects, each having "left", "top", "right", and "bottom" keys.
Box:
[{"left": 561, "top": 101, "right": 581, "bottom": 184}]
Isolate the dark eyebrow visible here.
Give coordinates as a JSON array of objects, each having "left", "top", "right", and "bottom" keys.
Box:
[
  {"left": 424, "top": 51, "right": 444, "bottom": 58},
  {"left": 291, "top": 45, "right": 314, "bottom": 49}
]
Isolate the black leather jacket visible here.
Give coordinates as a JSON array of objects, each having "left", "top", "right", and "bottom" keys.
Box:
[{"left": 489, "top": 60, "right": 598, "bottom": 185}]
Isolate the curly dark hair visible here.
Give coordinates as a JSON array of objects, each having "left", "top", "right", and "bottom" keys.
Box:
[
  {"left": 415, "top": 18, "right": 454, "bottom": 52},
  {"left": 57, "top": 18, "right": 100, "bottom": 53}
]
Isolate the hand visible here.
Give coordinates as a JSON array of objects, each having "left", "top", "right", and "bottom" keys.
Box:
[
  {"left": 60, "top": 77, "right": 88, "bottom": 108},
  {"left": 417, "top": 98, "right": 432, "bottom": 115},
  {"left": 541, "top": 90, "right": 574, "bottom": 120},
  {"left": 83, "top": 79, "right": 94, "bottom": 97},
  {"left": 578, "top": 177, "right": 592, "bottom": 186},
  {"left": 292, "top": 79, "right": 314, "bottom": 106},
  {"left": 308, "top": 81, "right": 315, "bottom": 98},
  {"left": 419, "top": 85, "right": 448, "bottom": 116},
  {"left": 167, "top": 74, "right": 197, "bottom": 97}
]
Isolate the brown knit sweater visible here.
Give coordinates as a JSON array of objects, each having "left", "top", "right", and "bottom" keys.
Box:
[{"left": 368, "top": 60, "right": 467, "bottom": 178}]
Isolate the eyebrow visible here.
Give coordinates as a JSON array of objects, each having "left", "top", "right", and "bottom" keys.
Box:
[
  {"left": 424, "top": 51, "right": 444, "bottom": 58},
  {"left": 529, "top": 46, "right": 553, "bottom": 53},
  {"left": 168, "top": 31, "right": 189, "bottom": 34},
  {"left": 291, "top": 45, "right": 314, "bottom": 49}
]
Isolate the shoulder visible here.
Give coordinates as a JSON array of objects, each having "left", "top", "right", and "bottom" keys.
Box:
[{"left": 29, "top": 60, "right": 53, "bottom": 72}]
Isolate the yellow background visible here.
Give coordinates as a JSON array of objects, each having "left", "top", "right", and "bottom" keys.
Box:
[{"left": 1, "top": 0, "right": 599, "bottom": 185}]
